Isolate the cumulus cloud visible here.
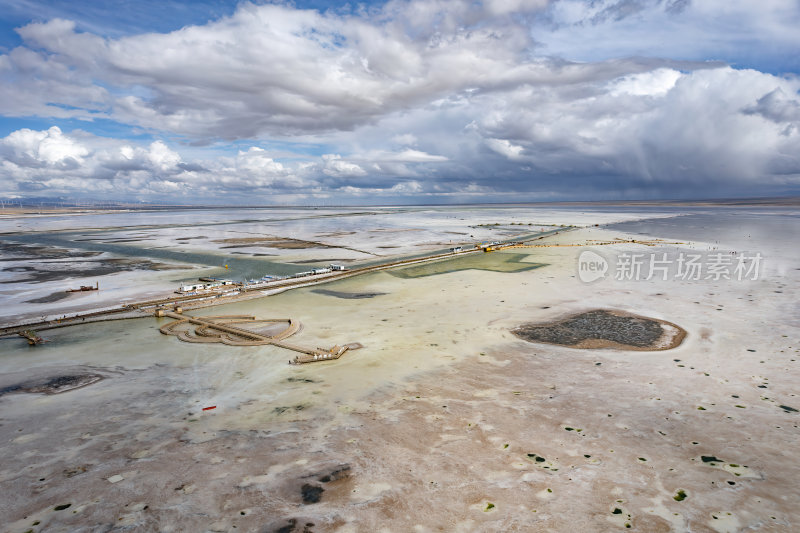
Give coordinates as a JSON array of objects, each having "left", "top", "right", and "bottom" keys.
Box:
[
  {"left": 0, "top": 1, "right": 708, "bottom": 140},
  {"left": 0, "top": 128, "right": 316, "bottom": 200},
  {"left": 235, "top": 147, "right": 285, "bottom": 176},
  {"left": 609, "top": 68, "right": 682, "bottom": 97},
  {"left": 1, "top": 0, "right": 799, "bottom": 202},
  {"left": 486, "top": 138, "right": 525, "bottom": 160},
  {"left": 390, "top": 180, "right": 424, "bottom": 193},
  {"left": 146, "top": 141, "right": 181, "bottom": 172},
  {"left": 321, "top": 154, "right": 368, "bottom": 178},
  {"left": 744, "top": 88, "right": 800, "bottom": 125},
  {"left": 2, "top": 126, "right": 89, "bottom": 166}
]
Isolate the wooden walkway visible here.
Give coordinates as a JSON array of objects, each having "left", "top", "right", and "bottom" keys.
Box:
[{"left": 158, "top": 311, "right": 349, "bottom": 364}]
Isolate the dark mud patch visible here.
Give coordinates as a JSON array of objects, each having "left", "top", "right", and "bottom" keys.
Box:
[
  {"left": 512, "top": 310, "right": 686, "bottom": 350},
  {"left": 94, "top": 238, "right": 149, "bottom": 244},
  {"left": 311, "top": 289, "right": 386, "bottom": 299},
  {"left": 214, "top": 237, "right": 334, "bottom": 250},
  {"left": 273, "top": 405, "right": 309, "bottom": 415},
  {"left": 232, "top": 251, "right": 277, "bottom": 256},
  {"left": 24, "top": 291, "right": 72, "bottom": 304},
  {"left": 286, "top": 377, "right": 317, "bottom": 383},
  {"left": 1, "top": 257, "right": 184, "bottom": 284},
  {"left": 305, "top": 463, "right": 351, "bottom": 484},
  {"left": 291, "top": 258, "right": 352, "bottom": 264},
  {"left": 0, "top": 373, "right": 104, "bottom": 396},
  {"left": 316, "top": 231, "right": 356, "bottom": 237},
  {"left": 301, "top": 483, "right": 324, "bottom": 503},
  {"left": 269, "top": 518, "right": 317, "bottom": 532},
  {"left": 0, "top": 241, "right": 102, "bottom": 262},
  {"left": 63, "top": 465, "right": 89, "bottom": 478}
]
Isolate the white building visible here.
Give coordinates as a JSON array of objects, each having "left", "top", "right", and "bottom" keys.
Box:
[{"left": 179, "top": 283, "right": 205, "bottom": 293}]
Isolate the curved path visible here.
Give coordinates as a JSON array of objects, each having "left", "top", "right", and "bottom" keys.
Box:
[{"left": 158, "top": 311, "right": 343, "bottom": 362}]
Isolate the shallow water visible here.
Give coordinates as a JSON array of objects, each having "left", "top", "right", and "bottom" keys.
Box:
[
  {"left": 2, "top": 205, "right": 799, "bottom": 530},
  {"left": 8, "top": 230, "right": 302, "bottom": 280},
  {"left": 607, "top": 209, "right": 800, "bottom": 259}
]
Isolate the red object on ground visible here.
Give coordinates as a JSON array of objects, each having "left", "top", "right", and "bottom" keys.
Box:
[{"left": 202, "top": 406, "right": 217, "bottom": 411}]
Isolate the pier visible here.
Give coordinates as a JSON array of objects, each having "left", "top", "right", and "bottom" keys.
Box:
[{"left": 157, "top": 310, "right": 354, "bottom": 364}]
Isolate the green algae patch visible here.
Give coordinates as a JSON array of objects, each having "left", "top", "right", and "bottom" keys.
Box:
[
  {"left": 391, "top": 252, "right": 546, "bottom": 279},
  {"left": 723, "top": 464, "right": 756, "bottom": 477},
  {"left": 526, "top": 453, "right": 558, "bottom": 470},
  {"left": 608, "top": 505, "right": 633, "bottom": 529}
]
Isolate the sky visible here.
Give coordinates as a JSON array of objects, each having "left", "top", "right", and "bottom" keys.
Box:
[{"left": 1, "top": 0, "right": 799, "bottom": 205}]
